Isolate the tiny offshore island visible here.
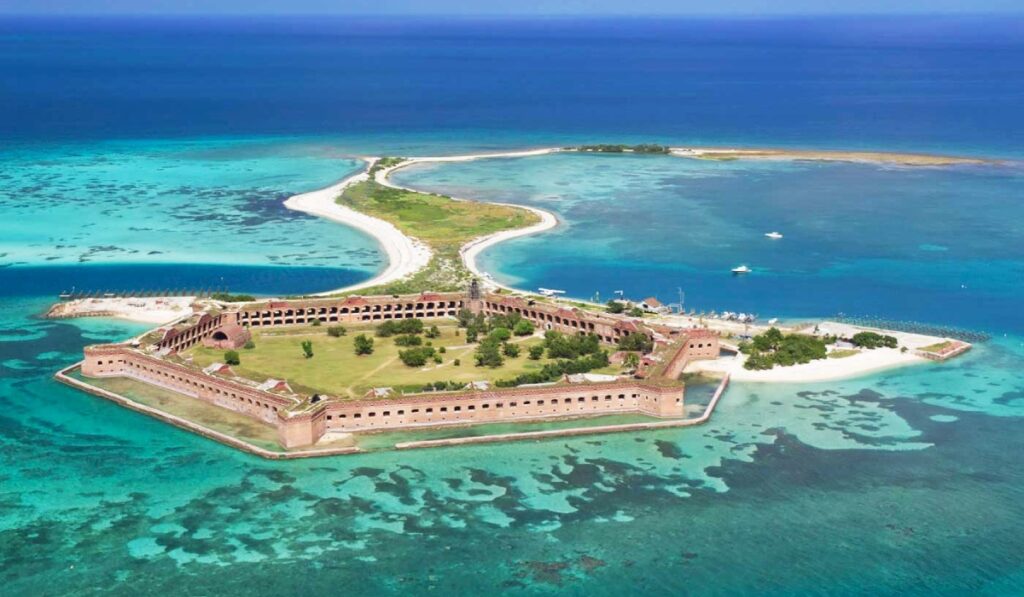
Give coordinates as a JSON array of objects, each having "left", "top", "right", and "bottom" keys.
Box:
[{"left": 53, "top": 143, "right": 983, "bottom": 458}]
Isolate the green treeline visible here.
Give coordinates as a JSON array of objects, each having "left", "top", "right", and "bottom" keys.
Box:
[{"left": 574, "top": 144, "right": 671, "bottom": 154}]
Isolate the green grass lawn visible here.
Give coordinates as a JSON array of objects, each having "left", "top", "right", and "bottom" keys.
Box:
[
  {"left": 185, "top": 322, "right": 621, "bottom": 399},
  {"left": 337, "top": 180, "right": 539, "bottom": 294}
]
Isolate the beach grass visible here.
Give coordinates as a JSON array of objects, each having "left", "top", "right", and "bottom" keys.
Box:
[
  {"left": 337, "top": 179, "right": 538, "bottom": 294},
  {"left": 828, "top": 349, "right": 860, "bottom": 359},
  {"left": 918, "top": 341, "right": 954, "bottom": 353},
  {"left": 185, "top": 322, "right": 616, "bottom": 399}
]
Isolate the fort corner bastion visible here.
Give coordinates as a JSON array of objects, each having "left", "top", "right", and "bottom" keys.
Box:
[{"left": 65, "top": 283, "right": 722, "bottom": 455}]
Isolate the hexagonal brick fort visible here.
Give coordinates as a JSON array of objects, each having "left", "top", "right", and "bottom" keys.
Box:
[{"left": 75, "top": 282, "right": 720, "bottom": 450}]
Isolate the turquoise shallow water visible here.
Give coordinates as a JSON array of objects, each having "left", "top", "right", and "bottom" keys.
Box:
[
  {"left": 394, "top": 153, "right": 1024, "bottom": 334},
  {"left": 1, "top": 137, "right": 1024, "bottom": 595},
  {"left": 0, "top": 138, "right": 378, "bottom": 270}
]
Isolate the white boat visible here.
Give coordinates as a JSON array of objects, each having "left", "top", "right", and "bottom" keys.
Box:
[
  {"left": 765, "top": 231, "right": 783, "bottom": 239},
  {"left": 731, "top": 265, "right": 752, "bottom": 275},
  {"left": 538, "top": 287, "right": 566, "bottom": 297}
]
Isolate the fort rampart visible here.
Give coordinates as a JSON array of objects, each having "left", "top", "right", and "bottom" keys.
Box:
[{"left": 78, "top": 289, "right": 721, "bottom": 450}]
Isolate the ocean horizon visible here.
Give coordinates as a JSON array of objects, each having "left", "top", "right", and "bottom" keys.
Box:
[{"left": 2, "top": 15, "right": 1024, "bottom": 595}]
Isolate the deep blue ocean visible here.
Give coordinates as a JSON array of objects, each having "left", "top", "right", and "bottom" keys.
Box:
[{"left": 2, "top": 16, "right": 1024, "bottom": 595}]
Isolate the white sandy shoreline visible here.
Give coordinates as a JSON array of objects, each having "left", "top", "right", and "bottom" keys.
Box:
[{"left": 283, "top": 161, "right": 432, "bottom": 295}]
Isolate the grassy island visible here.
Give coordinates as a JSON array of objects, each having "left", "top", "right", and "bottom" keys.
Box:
[{"left": 336, "top": 175, "right": 539, "bottom": 295}]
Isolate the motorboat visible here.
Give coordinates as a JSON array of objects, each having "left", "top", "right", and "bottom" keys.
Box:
[
  {"left": 765, "top": 231, "right": 783, "bottom": 240},
  {"left": 731, "top": 265, "right": 752, "bottom": 275}
]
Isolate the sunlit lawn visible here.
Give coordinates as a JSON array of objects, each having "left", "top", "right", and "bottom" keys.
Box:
[{"left": 186, "top": 322, "right": 619, "bottom": 398}]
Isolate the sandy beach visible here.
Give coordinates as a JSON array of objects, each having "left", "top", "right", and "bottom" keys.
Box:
[
  {"left": 283, "top": 161, "right": 432, "bottom": 295},
  {"left": 688, "top": 346, "right": 927, "bottom": 383},
  {"left": 374, "top": 149, "right": 561, "bottom": 292}
]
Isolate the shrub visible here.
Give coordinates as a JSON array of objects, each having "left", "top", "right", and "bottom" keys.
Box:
[
  {"left": 606, "top": 300, "right": 625, "bottom": 314},
  {"left": 327, "top": 325, "right": 347, "bottom": 337},
  {"left": 310, "top": 318, "right": 321, "bottom": 327},
  {"left": 528, "top": 345, "right": 545, "bottom": 360},
  {"left": 453, "top": 358, "right": 461, "bottom": 366},
  {"left": 376, "top": 319, "right": 423, "bottom": 338},
  {"left": 456, "top": 308, "right": 476, "bottom": 327},
  {"left": 354, "top": 334, "right": 374, "bottom": 355},
  {"left": 433, "top": 356, "right": 442, "bottom": 364},
  {"left": 850, "top": 331, "right": 898, "bottom": 349},
  {"left": 465, "top": 326, "right": 479, "bottom": 343},
  {"left": 243, "top": 340, "right": 256, "bottom": 350},
  {"left": 495, "top": 351, "right": 610, "bottom": 387},
  {"left": 425, "top": 325, "right": 441, "bottom": 339},
  {"left": 503, "top": 343, "right": 521, "bottom": 357},
  {"left": 617, "top": 332, "right": 654, "bottom": 354},
  {"left": 399, "top": 346, "right": 437, "bottom": 367},
  {"left": 741, "top": 328, "right": 827, "bottom": 370},
  {"left": 438, "top": 346, "right": 447, "bottom": 354},
  {"left": 224, "top": 350, "right": 240, "bottom": 365},
  {"left": 547, "top": 331, "right": 602, "bottom": 359},
  {"left": 210, "top": 292, "right": 255, "bottom": 303},
  {"left": 301, "top": 340, "right": 314, "bottom": 359},
  {"left": 513, "top": 320, "right": 535, "bottom": 336},
  {"left": 489, "top": 327, "right": 512, "bottom": 342},
  {"left": 394, "top": 334, "right": 423, "bottom": 347},
  {"left": 474, "top": 340, "right": 504, "bottom": 368},
  {"left": 628, "top": 307, "right": 645, "bottom": 318}
]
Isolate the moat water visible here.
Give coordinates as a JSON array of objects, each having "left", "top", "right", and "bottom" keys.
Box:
[{"left": 3, "top": 15, "right": 1024, "bottom": 596}]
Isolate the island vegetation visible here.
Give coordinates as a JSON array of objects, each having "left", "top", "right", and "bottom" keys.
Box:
[
  {"left": 336, "top": 176, "right": 539, "bottom": 294},
  {"left": 572, "top": 144, "right": 671, "bottom": 154},
  {"left": 738, "top": 327, "right": 830, "bottom": 370},
  {"left": 210, "top": 292, "right": 257, "bottom": 303},
  {"left": 850, "top": 331, "right": 898, "bottom": 349}
]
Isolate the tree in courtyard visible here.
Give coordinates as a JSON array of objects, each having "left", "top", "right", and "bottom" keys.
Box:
[
  {"left": 623, "top": 352, "right": 641, "bottom": 372},
  {"left": 354, "top": 334, "right": 374, "bottom": 356},
  {"left": 628, "top": 306, "right": 645, "bottom": 318},
  {"left": 502, "top": 343, "right": 521, "bottom": 358},
  {"left": 310, "top": 318, "right": 322, "bottom": 327},
  {"left": 474, "top": 340, "right": 505, "bottom": 368},
  {"left": 528, "top": 345, "right": 545, "bottom": 360},
  {"left": 606, "top": 300, "right": 625, "bottom": 314},
  {"left": 301, "top": 340, "right": 314, "bottom": 359},
  {"left": 513, "top": 320, "right": 535, "bottom": 336},
  {"left": 425, "top": 325, "right": 441, "bottom": 339},
  {"left": 327, "top": 325, "right": 347, "bottom": 337},
  {"left": 399, "top": 346, "right": 436, "bottom": 367},
  {"left": 224, "top": 350, "right": 240, "bottom": 366},
  {"left": 243, "top": 340, "right": 256, "bottom": 350},
  {"left": 489, "top": 327, "right": 512, "bottom": 342},
  {"left": 617, "top": 332, "right": 654, "bottom": 354}
]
